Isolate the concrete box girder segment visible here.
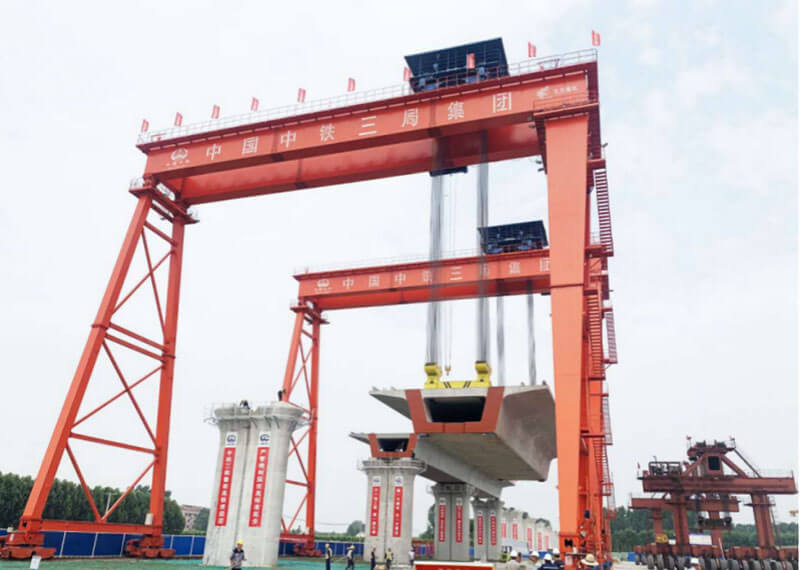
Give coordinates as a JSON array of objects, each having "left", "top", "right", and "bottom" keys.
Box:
[
  {"left": 350, "top": 432, "right": 511, "bottom": 499},
  {"left": 369, "top": 385, "right": 556, "bottom": 482}
]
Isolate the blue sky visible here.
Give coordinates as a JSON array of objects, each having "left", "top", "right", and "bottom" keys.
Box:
[{"left": 0, "top": 0, "right": 796, "bottom": 536}]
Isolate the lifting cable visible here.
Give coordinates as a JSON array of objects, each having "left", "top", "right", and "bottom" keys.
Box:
[
  {"left": 443, "top": 175, "right": 457, "bottom": 376},
  {"left": 527, "top": 280, "right": 537, "bottom": 385},
  {"left": 476, "top": 132, "right": 491, "bottom": 368},
  {"left": 496, "top": 296, "right": 505, "bottom": 385},
  {"left": 426, "top": 174, "right": 443, "bottom": 366},
  {"left": 425, "top": 141, "right": 445, "bottom": 368}
]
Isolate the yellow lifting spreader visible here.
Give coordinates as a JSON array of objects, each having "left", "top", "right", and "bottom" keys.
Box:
[{"left": 424, "top": 361, "right": 492, "bottom": 389}]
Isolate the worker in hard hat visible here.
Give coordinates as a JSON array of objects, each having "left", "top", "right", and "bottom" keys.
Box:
[
  {"left": 324, "top": 543, "right": 333, "bottom": 570},
  {"left": 553, "top": 550, "right": 565, "bottom": 568},
  {"left": 386, "top": 547, "right": 394, "bottom": 570},
  {"left": 530, "top": 551, "right": 542, "bottom": 569},
  {"left": 689, "top": 558, "right": 702, "bottom": 570},
  {"left": 229, "top": 540, "right": 246, "bottom": 570},
  {"left": 540, "top": 552, "right": 560, "bottom": 570},
  {"left": 580, "top": 554, "right": 600, "bottom": 568},
  {"left": 345, "top": 545, "right": 355, "bottom": 570},
  {"left": 370, "top": 547, "right": 377, "bottom": 570},
  {"left": 506, "top": 551, "right": 520, "bottom": 569}
]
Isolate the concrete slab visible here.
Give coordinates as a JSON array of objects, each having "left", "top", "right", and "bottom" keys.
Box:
[
  {"left": 350, "top": 432, "right": 511, "bottom": 498},
  {"left": 369, "top": 385, "right": 556, "bottom": 481}
]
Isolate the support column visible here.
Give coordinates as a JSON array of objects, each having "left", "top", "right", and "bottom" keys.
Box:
[
  {"left": 651, "top": 510, "right": 664, "bottom": 536},
  {"left": 433, "top": 484, "right": 452, "bottom": 561},
  {"left": 203, "top": 401, "right": 304, "bottom": 568},
  {"left": 361, "top": 459, "right": 425, "bottom": 566},
  {"left": 707, "top": 511, "right": 723, "bottom": 549},
  {"left": 450, "top": 484, "right": 472, "bottom": 562},
  {"left": 486, "top": 498, "right": 503, "bottom": 561},
  {"left": 545, "top": 115, "right": 589, "bottom": 558},
  {"left": 472, "top": 498, "right": 491, "bottom": 561},
  {"left": 672, "top": 500, "right": 690, "bottom": 550},
  {"left": 203, "top": 403, "right": 253, "bottom": 567},
  {"left": 259, "top": 402, "right": 305, "bottom": 566},
  {"left": 750, "top": 494, "right": 775, "bottom": 548}
]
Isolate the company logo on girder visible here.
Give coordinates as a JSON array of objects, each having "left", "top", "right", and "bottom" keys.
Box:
[{"left": 170, "top": 148, "right": 189, "bottom": 161}]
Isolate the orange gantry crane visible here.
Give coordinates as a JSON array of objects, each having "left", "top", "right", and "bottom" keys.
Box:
[
  {"left": 635, "top": 439, "right": 797, "bottom": 570},
  {"left": 0, "top": 42, "right": 618, "bottom": 565},
  {"left": 630, "top": 495, "right": 740, "bottom": 550}
]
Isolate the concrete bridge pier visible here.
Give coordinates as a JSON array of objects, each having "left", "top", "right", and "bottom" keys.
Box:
[
  {"left": 432, "top": 483, "right": 473, "bottom": 562},
  {"left": 360, "top": 458, "right": 425, "bottom": 565},
  {"left": 472, "top": 498, "right": 490, "bottom": 561},
  {"left": 485, "top": 497, "right": 503, "bottom": 561},
  {"left": 203, "top": 401, "right": 304, "bottom": 568}
]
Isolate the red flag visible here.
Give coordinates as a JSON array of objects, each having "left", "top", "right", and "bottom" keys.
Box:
[
  {"left": 466, "top": 53, "right": 475, "bottom": 69},
  {"left": 592, "top": 30, "right": 601, "bottom": 46},
  {"left": 637, "top": 462, "right": 641, "bottom": 469},
  {"left": 140, "top": 119, "right": 149, "bottom": 133},
  {"left": 686, "top": 435, "right": 691, "bottom": 441},
  {"left": 528, "top": 42, "right": 537, "bottom": 58},
  {"left": 347, "top": 77, "right": 356, "bottom": 92},
  {"left": 211, "top": 104, "right": 220, "bottom": 119},
  {"left": 297, "top": 88, "right": 306, "bottom": 103},
  {"left": 403, "top": 67, "right": 412, "bottom": 81},
  {"left": 250, "top": 97, "right": 259, "bottom": 112},
  {"left": 174, "top": 112, "right": 183, "bottom": 127}
]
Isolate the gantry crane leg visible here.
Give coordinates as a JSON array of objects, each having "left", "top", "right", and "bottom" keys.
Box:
[
  {"left": 544, "top": 114, "right": 590, "bottom": 563},
  {"left": 2, "top": 191, "right": 189, "bottom": 559}
]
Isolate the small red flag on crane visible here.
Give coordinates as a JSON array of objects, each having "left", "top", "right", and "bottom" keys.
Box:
[
  {"left": 297, "top": 88, "right": 306, "bottom": 103},
  {"left": 347, "top": 77, "right": 356, "bottom": 92},
  {"left": 211, "top": 104, "right": 220, "bottom": 119},
  {"left": 250, "top": 97, "right": 259, "bottom": 112},
  {"left": 528, "top": 42, "right": 537, "bottom": 58},
  {"left": 466, "top": 53, "right": 476, "bottom": 69},
  {"left": 637, "top": 462, "right": 641, "bottom": 470},
  {"left": 174, "top": 112, "right": 183, "bottom": 127},
  {"left": 403, "top": 67, "right": 412, "bottom": 81},
  {"left": 686, "top": 435, "right": 691, "bottom": 441},
  {"left": 592, "top": 30, "right": 601, "bottom": 46},
  {"left": 140, "top": 119, "right": 149, "bottom": 133}
]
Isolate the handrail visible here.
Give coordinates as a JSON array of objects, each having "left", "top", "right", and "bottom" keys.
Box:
[{"left": 137, "top": 49, "right": 597, "bottom": 145}]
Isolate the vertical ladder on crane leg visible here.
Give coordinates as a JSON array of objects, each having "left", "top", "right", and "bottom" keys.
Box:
[{"left": 593, "top": 169, "right": 614, "bottom": 256}]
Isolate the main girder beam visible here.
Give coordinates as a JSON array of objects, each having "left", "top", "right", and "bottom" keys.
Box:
[
  {"left": 294, "top": 248, "right": 560, "bottom": 310},
  {"left": 630, "top": 497, "right": 740, "bottom": 512},
  {"left": 137, "top": 63, "right": 598, "bottom": 205},
  {"left": 641, "top": 477, "right": 797, "bottom": 494}
]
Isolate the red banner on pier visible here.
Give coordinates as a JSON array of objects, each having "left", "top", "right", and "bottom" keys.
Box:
[
  {"left": 248, "top": 435, "right": 270, "bottom": 527},
  {"left": 392, "top": 484, "right": 403, "bottom": 537},
  {"left": 214, "top": 437, "right": 237, "bottom": 526},
  {"left": 455, "top": 498, "right": 463, "bottom": 543},
  {"left": 369, "top": 480, "right": 381, "bottom": 537},
  {"left": 438, "top": 499, "right": 447, "bottom": 542},
  {"left": 477, "top": 513, "right": 484, "bottom": 545}
]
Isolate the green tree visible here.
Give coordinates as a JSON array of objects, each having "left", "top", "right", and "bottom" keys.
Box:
[
  {"left": 419, "top": 504, "right": 435, "bottom": 540},
  {"left": 0, "top": 472, "right": 185, "bottom": 534},
  {"left": 193, "top": 507, "right": 210, "bottom": 531},
  {"left": 346, "top": 520, "right": 364, "bottom": 536}
]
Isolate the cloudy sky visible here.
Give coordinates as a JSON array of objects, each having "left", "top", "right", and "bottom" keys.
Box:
[{"left": 0, "top": 0, "right": 796, "bottom": 538}]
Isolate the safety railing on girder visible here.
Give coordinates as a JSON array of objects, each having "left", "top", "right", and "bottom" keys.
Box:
[{"left": 137, "top": 49, "right": 598, "bottom": 144}]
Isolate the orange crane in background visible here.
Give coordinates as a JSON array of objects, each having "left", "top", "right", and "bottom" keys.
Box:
[{"left": 0, "top": 41, "right": 618, "bottom": 565}]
